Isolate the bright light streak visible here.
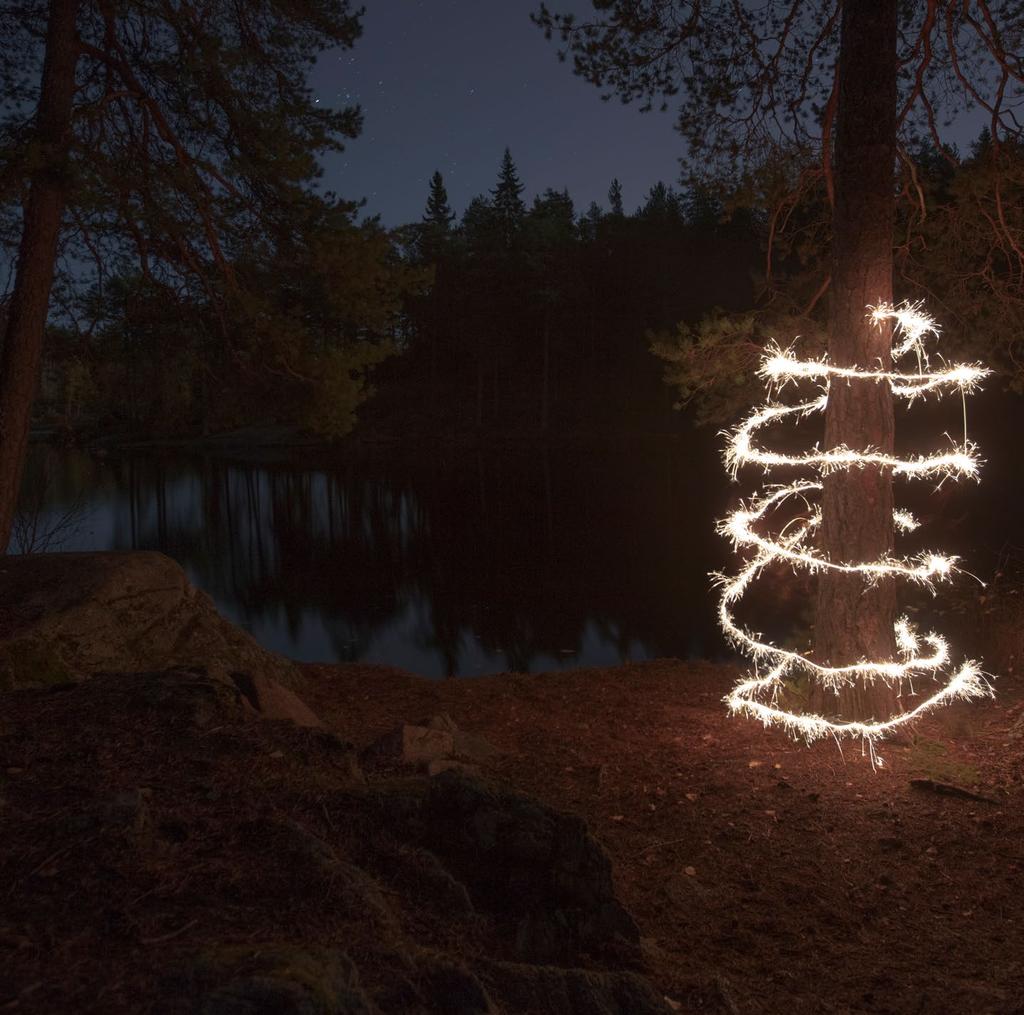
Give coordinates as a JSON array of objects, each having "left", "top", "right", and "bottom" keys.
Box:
[{"left": 718, "top": 303, "right": 993, "bottom": 761}]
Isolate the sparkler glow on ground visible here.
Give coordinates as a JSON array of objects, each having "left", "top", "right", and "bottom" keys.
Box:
[{"left": 717, "top": 303, "right": 993, "bottom": 758}]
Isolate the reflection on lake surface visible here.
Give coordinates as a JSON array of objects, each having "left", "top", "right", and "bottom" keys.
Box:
[
  {"left": 18, "top": 394, "right": 1021, "bottom": 677},
  {"left": 16, "top": 438, "right": 734, "bottom": 676}
]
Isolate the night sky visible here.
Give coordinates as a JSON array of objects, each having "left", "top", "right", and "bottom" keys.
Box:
[
  {"left": 310, "top": 1, "right": 688, "bottom": 226},
  {"left": 312, "top": 3, "right": 990, "bottom": 229}
]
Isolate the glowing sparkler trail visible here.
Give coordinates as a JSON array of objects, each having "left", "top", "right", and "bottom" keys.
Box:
[{"left": 717, "top": 303, "right": 993, "bottom": 758}]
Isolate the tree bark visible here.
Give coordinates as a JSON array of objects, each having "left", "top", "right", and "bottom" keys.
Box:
[
  {"left": 541, "top": 312, "right": 551, "bottom": 432},
  {"left": 813, "top": 0, "right": 900, "bottom": 721},
  {"left": 0, "top": 0, "right": 80, "bottom": 553}
]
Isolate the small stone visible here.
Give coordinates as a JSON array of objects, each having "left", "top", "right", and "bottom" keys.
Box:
[
  {"left": 230, "top": 672, "right": 323, "bottom": 729},
  {"left": 453, "top": 729, "right": 502, "bottom": 762},
  {"left": 362, "top": 724, "right": 454, "bottom": 768},
  {"left": 402, "top": 725, "right": 454, "bottom": 764},
  {"left": 422, "top": 712, "right": 459, "bottom": 734}
]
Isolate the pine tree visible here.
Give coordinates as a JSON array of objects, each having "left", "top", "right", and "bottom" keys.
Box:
[
  {"left": 0, "top": 0, "right": 369, "bottom": 550},
  {"left": 416, "top": 170, "right": 455, "bottom": 263},
  {"left": 490, "top": 148, "right": 526, "bottom": 247},
  {"left": 412, "top": 170, "right": 457, "bottom": 402},
  {"left": 423, "top": 170, "right": 455, "bottom": 231},
  {"left": 607, "top": 178, "right": 624, "bottom": 217},
  {"left": 639, "top": 181, "right": 682, "bottom": 220},
  {"left": 970, "top": 127, "right": 993, "bottom": 161},
  {"left": 526, "top": 188, "right": 578, "bottom": 431},
  {"left": 682, "top": 186, "right": 723, "bottom": 228},
  {"left": 535, "top": 0, "right": 1024, "bottom": 720},
  {"left": 579, "top": 200, "right": 603, "bottom": 242}
]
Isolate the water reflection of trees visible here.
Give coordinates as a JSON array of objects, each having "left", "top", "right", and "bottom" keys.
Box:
[
  {"left": 28, "top": 376, "right": 1019, "bottom": 680},
  {"left": 31, "top": 441, "right": 730, "bottom": 674},
  {"left": 26, "top": 384, "right": 1022, "bottom": 677}
]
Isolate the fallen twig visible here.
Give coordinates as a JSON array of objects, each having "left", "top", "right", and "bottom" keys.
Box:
[
  {"left": 638, "top": 836, "right": 690, "bottom": 855},
  {"left": 140, "top": 918, "right": 199, "bottom": 945},
  {"left": 909, "top": 777, "right": 999, "bottom": 804}
]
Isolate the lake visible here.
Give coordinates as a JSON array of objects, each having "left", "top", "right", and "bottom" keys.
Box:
[
  {"left": 14, "top": 435, "right": 736, "bottom": 676},
  {"left": 16, "top": 395, "right": 1020, "bottom": 677}
]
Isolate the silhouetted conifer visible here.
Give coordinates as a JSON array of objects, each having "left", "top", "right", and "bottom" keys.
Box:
[
  {"left": 491, "top": 148, "right": 526, "bottom": 247},
  {"left": 423, "top": 170, "right": 455, "bottom": 230},
  {"left": 608, "top": 178, "right": 624, "bottom": 216}
]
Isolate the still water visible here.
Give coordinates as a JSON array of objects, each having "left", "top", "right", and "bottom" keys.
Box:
[
  {"left": 17, "top": 394, "right": 1021, "bottom": 677},
  {"left": 16, "top": 437, "right": 736, "bottom": 676}
]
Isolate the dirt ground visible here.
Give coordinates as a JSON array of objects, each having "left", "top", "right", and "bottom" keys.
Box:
[
  {"left": 303, "top": 658, "right": 1024, "bottom": 1015},
  {"left": 3, "top": 655, "right": 1023, "bottom": 1014}
]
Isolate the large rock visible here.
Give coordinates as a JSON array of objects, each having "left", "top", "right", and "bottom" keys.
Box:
[
  {"left": 481, "top": 961, "right": 672, "bottom": 1015},
  {"left": 375, "top": 772, "right": 640, "bottom": 964},
  {"left": 3, "top": 667, "right": 662, "bottom": 1013},
  {"left": 170, "top": 944, "right": 374, "bottom": 1014},
  {"left": 0, "top": 551, "right": 301, "bottom": 691}
]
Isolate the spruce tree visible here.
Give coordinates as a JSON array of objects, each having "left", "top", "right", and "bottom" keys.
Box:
[
  {"left": 607, "top": 178, "right": 624, "bottom": 217},
  {"left": 639, "top": 182, "right": 682, "bottom": 220},
  {"left": 423, "top": 170, "right": 455, "bottom": 231},
  {"left": 490, "top": 148, "right": 526, "bottom": 247},
  {"left": 417, "top": 170, "right": 455, "bottom": 263}
]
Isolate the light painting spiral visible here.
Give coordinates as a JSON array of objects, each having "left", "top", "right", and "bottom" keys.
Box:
[{"left": 716, "top": 303, "right": 993, "bottom": 759}]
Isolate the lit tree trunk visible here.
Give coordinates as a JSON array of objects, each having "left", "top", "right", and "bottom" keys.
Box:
[
  {"left": 813, "top": 0, "right": 900, "bottom": 721},
  {"left": 0, "top": 0, "right": 80, "bottom": 553}
]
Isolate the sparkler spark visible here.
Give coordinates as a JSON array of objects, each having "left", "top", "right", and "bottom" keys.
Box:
[{"left": 718, "top": 303, "right": 993, "bottom": 759}]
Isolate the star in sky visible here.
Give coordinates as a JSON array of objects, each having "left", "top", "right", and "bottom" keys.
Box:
[{"left": 311, "top": 2, "right": 685, "bottom": 225}]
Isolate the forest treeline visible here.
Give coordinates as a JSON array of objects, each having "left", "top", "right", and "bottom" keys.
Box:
[
  {"left": 31, "top": 146, "right": 761, "bottom": 440},
  {"left": 378, "top": 152, "right": 760, "bottom": 436},
  {"left": 29, "top": 136, "right": 1024, "bottom": 441}
]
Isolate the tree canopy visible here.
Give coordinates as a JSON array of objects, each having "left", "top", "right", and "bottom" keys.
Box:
[
  {"left": 0, "top": 1, "right": 422, "bottom": 549},
  {"left": 534, "top": 0, "right": 1024, "bottom": 718}
]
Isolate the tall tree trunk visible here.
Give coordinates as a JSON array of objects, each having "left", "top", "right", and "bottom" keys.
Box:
[
  {"left": 813, "top": 0, "right": 900, "bottom": 721},
  {"left": 476, "top": 333, "right": 484, "bottom": 429},
  {"left": 492, "top": 353, "right": 499, "bottom": 424},
  {"left": 541, "top": 313, "right": 551, "bottom": 432},
  {"left": 0, "top": 0, "right": 79, "bottom": 553}
]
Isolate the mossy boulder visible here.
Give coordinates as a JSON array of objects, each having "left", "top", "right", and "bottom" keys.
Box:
[{"left": 0, "top": 551, "right": 300, "bottom": 692}]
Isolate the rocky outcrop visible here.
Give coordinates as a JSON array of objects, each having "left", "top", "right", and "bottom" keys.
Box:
[
  {"left": 372, "top": 771, "right": 641, "bottom": 965},
  {"left": 0, "top": 551, "right": 300, "bottom": 691},
  {"left": 167, "top": 944, "right": 374, "bottom": 1014},
  {"left": 2, "top": 667, "right": 667, "bottom": 1014},
  {"left": 0, "top": 554, "right": 666, "bottom": 1012}
]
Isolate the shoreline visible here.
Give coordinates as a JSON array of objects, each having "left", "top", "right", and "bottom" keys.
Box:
[{"left": 28, "top": 418, "right": 699, "bottom": 461}]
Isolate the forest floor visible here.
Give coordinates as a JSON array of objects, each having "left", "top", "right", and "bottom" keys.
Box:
[
  {"left": 4, "top": 653, "right": 1023, "bottom": 1014},
  {"left": 304, "top": 658, "right": 1024, "bottom": 1015}
]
